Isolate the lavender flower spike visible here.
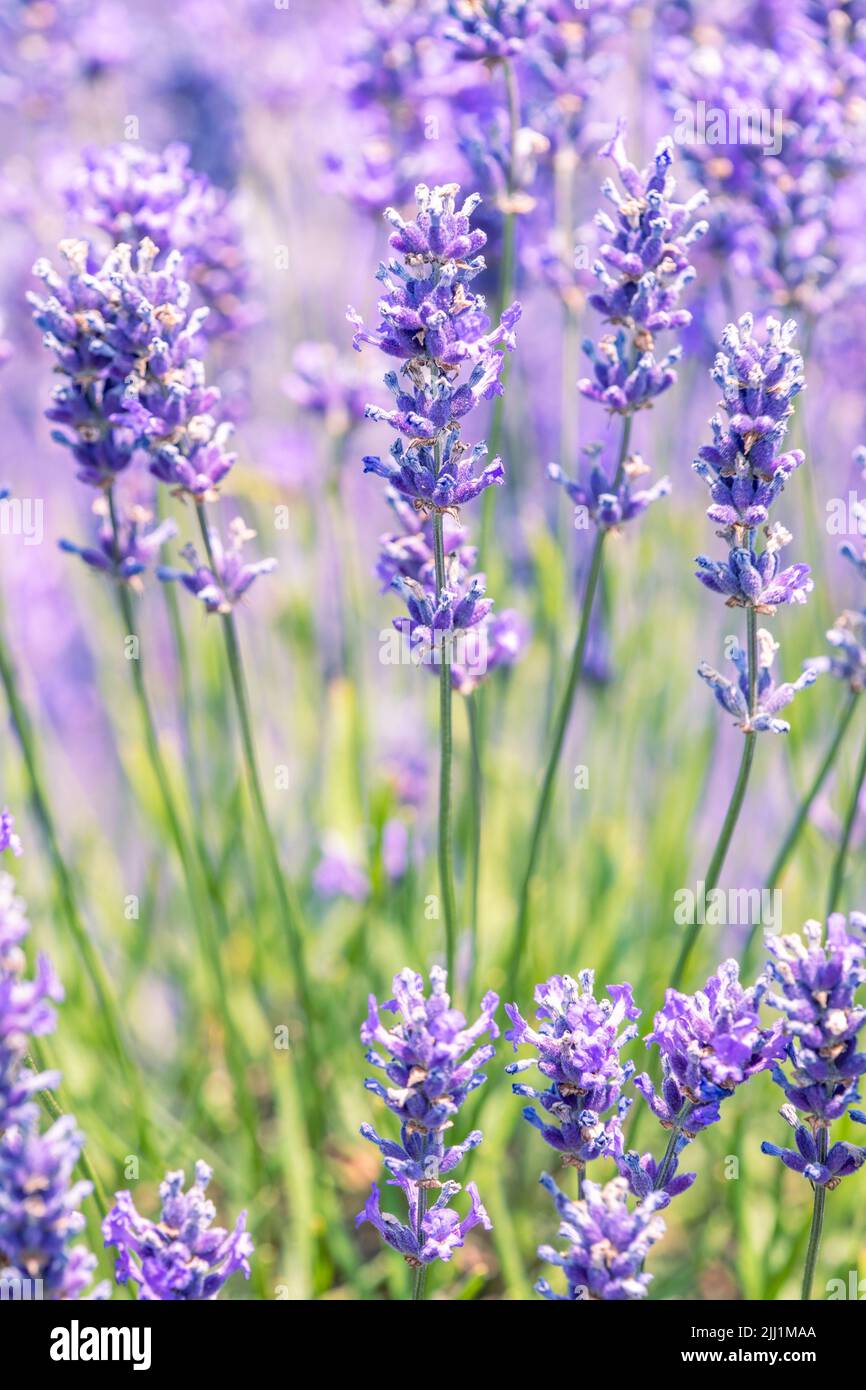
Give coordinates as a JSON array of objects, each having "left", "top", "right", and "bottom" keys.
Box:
[
  {"left": 103, "top": 1161, "right": 253, "bottom": 1300},
  {"left": 505, "top": 972, "right": 639, "bottom": 1167},
  {"left": 698, "top": 628, "right": 819, "bottom": 735},
  {"left": 357, "top": 966, "right": 498, "bottom": 1270},
  {"left": 579, "top": 120, "right": 708, "bottom": 415},
  {"left": 0, "top": 808, "right": 22, "bottom": 857},
  {"left": 157, "top": 518, "right": 276, "bottom": 614},
  {"left": 536, "top": 1173, "right": 667, "bottom": 1301},
  {"left": 637, "top": 959, "right": 784, "bottom": 1135}
]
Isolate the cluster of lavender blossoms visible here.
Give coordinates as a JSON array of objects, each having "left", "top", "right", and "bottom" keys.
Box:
[
  {"left": 549, "top": 122, "right": 706, "bottom": 529},
  {"left": 0, "top": 811, "right": 106, "bottom": 1299},
  {"left": 761, "top": 915, "right": 866, "bottom": 1188},
  {"left": 357, "top": 967, "right": 498, "bottom": 1269},
  {"left": 511, "top": 957, "right": 787, "bottom": 1299},
  {"left": 695, "top": 314, "right": 818, "bottom": 733},
  {"left": 350, "top": 183, "right": 526, "bottom": 688},
  {"left": 30, "top": 229, "right": 273, "bottom": 609},
  {"left": 103, "top": 1161, "right": 253, "bottom": 1300}
]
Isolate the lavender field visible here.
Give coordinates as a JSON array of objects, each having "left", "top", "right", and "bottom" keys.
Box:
[{"left": 1, "top": 0, "right": 866, "bottom": 1307}]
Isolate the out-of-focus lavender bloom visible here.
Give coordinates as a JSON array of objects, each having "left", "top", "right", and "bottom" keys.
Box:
[
  {"left": 443, "top": 0, "right": 543, "bottom": 61},
  {"left": 535, "top": 1173, "right": 666, "bottom": 1301},
  {"left": 157, "top": 518, "right": 276, "bottom": 615},
  {"left": 103, "top": 1160, "right": 253, "bottom": 1299},
  {"left": 698, "top": 628, "right": 818, "bottom": 735},
  {"left": 0, "top": 1114, "right": 107, "bottom": 1300},
  {"left": 807, "top": 610, "right": 866, "bottom": 691},
  {"left": 655, "top": 34, "right": 866, "bottom": 313},
  {"left": 66, "top": 142, "right": 252, "bottom": 339},
  {"left": 578, "top": 121, "right": 707, "bottom": 414},
  {"left": 357, "top": 966, "right": 497, "bottom": 1267},
  {"left": 637, "top": 959, "right": 784, "bottom": 1135},
  {"left": 283, "top": 342, "right": 372, "bottom": 436},
  {"left": 356, "top": 1177, "right": 491, "bottom": 1265},
  {"left": 350, "top": 183, "right": 520, "bottom": 512},
  {"left": 548, "top": 448, "right": 670, "bottom": 532},
  {"left": 505, "top": 972, "right": 639, "bottom": 1167},
  {"left": 382, "top": 818, "right": 410, "bottom": 881},
  {"left": 762, "top": 915, "right": 866, "bottom": 1186},
  {"left": 60, "top": 501, "right": 177, "bottom": 584},
  {"left": 0, "top": 809, "right": 22, "bottom": 858},
  {"left": 312, "top": 840, "right": 370, "bottom": 901}
]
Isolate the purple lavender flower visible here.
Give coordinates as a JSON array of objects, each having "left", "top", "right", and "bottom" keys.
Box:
[
  {"left": 698, "top": 627, "right": 818, "bottom": 735},
  {"left": 283, "top": 341, "right": 372, "bottom": 436},
  {"left": 103, "top": 1160, "right": 253, "bottom": 1300},
  {"left": 66, "top": 142, "right": 252, "bottom": 339},
  {"left": 0, "top": 1115, "right": 108, "bottom": 1300},
  {"left": 578, "top": 121, "right": 707, "bottom": 414},
  {"left": 312, "top": 840, "right": 370, "bottom": 901},
  {"left": 762, "top": 915, "right": 866, "bottom": 1125},
  {"left": 349, "top": 182, "right": 520, "bottom": 513},
  {"left": 157, "top": 519, "right": 276, "bottom": 615},
  {"left": 535, "top": 1173, "right": 667, "bottom": 1301},
  {"left": 0, "top": 869, "right": 62, "bottom": 1133},
  {"left": 505, "top": 972, "right": 639, "bottom": 1167},
  {"left": 762, "top": 1103, "right": 866, "bottom": 1187},
  {"left": 637, "top": 959, "right": 784, "bottom": 1134},
  {"left": 356, "top": 1178, "right": 491, "bottom": 1266},
  {"left": 0, "top": 808, "right": 22, "bottom": 858},
  {"left": 615, "top": 1146, "right": 696, "bottom": 1206},
  {"left": 60, "top": 502, "right": 177, "bottom": 584},
  {"left": 548, "top": 448, "right": 670, "bottom": 532},
  {"left": 808, "top": 610, "right": 866, "bottom": 691},
  {"left": 443, "top": 0, "right": 543, "bottom": 61},
  {"left": 695, "top": 542, "right": 813, "bottom": 610},
  {"left": 357, "top": 966, "right": 497, "bottom": 1267}
]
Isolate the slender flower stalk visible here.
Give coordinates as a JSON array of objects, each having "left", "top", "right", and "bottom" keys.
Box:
[
  {"left": 827, "top": 722, "right": 866, "bottom": 916},
  {"left": 675, "top": 314, "right": 817, "bottom": 989}
]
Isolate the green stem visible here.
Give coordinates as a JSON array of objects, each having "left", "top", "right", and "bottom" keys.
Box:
[
  {"left": 801, "top": 1129, "right": 828, "bottom": 1301},
  {"left": 412, "top": 1187, "right": 429, "bottom": 1302},
  {"left": 827, "top": 713, "right": 866, "bottom": 916},
  {"left": 465, "top": 691, "right": 482, "bottom": 1006},
  {"left": 432, "top": 510, "right": 458, "bottom": 987},
  {"left": 194, "top": 504, "right": 319, "bottom": 1081},
  {"left": 741, "top": 691, "right": 860, "bottom": 969},
  {"left": 653, "top": 1103, "right": 695, "bottom": 1192},
  {"left": 506, "top": 415, "right": 632, "bottom": 1003},
  {"left": 0, "top": 616, "right": 151, "bottom": 1155},
  {"left": 670, "top": 608, "right": 759, "bottom": 991},
  {"left": 106, "top": 493, "right": 263, "bottom": 1171}
]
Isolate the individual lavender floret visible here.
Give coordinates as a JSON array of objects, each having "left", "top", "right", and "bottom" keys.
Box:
[
  {"left": 636, "top": 959, "right": 784, "bottom": 1135},
  {"left": 505, "top": 972, "right": 639, "bottom": 1167},
  {"left": 0, "top": 1114, "right": 108, "bottom": 1300},
  {"left": 695, "top": 533, "right": 813, "bottom": 610},
  {"left": 103, "top": 1160, "right": 253, "bottom": 1300},
  {"left": 0, "top": 808, "right": 21, "bottom": 857},
  {"left": 698, "top": 627, "right": 818, "bottom": 734},
  {"left": 615, "top": 1145, "right": 696, "bottom": 1206},
  {"left": 60, "top": 502, "right": 177, "bottom": 584},
  {"left": 157, "top": 518, "right": 276, "bottom": 615},
  {"left": 356, "top": 1178, "right": 491, "bottom": 1266},
  {"left": 535, "top": 1173, "right": 666, "bottom": 1301},
  {"left": 578, "top": 120, "right": 708, "bottom": 414},
  {"left": 349, "top": 182, "right": 520, "bottom": 513},
  {"left": 548, "top": 448, "right": 670, "bottom": 532},
  {"left": 442, "top": 0, "right": 543, "bottom": 61},
  {"left": 357, "top": 966, "right": 497, "bottom": 1269},
  {"left": 762, "top": 1103, "right": 866, "bottom": 1187}
]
